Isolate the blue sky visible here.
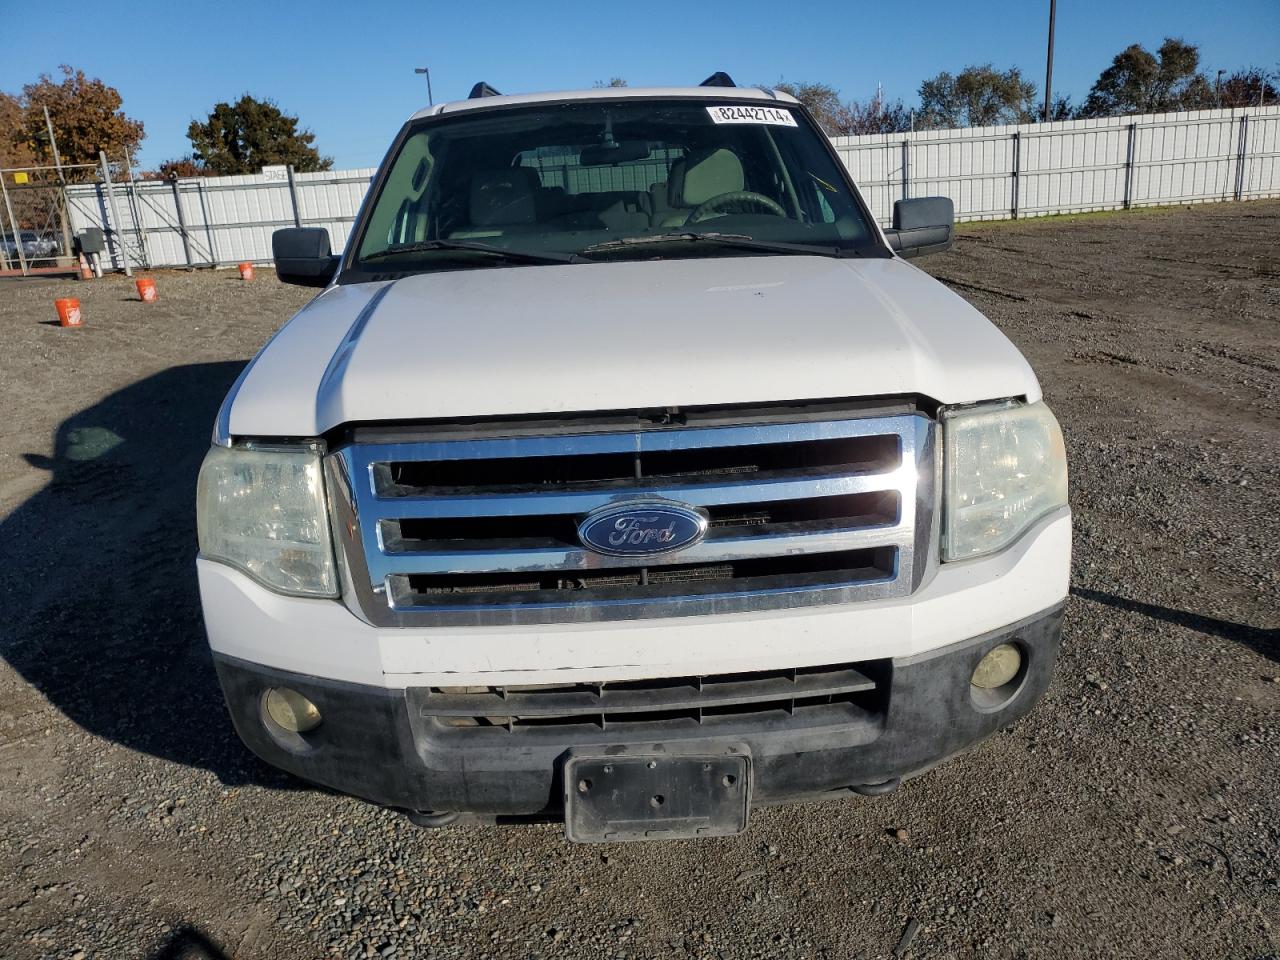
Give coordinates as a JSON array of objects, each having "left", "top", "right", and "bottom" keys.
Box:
[{"left": 1, "top": 0, "right": 1276, "bottom": 169}]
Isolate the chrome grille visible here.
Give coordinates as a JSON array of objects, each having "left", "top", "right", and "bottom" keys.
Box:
[{"left": 327, "top": 406, "right": 935, "bottom": 626}]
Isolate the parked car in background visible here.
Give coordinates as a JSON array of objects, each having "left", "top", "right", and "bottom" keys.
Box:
[
  {"left": 197, "top": 75, "right": 1071, "bottom": 843},
  {"left": 1, "top": 231, "right": 60, "bottom": 262}
]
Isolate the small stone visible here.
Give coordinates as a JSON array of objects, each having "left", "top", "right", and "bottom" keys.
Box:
[{"left": 894, "top": 828, "right": 910, "bottom": 842}]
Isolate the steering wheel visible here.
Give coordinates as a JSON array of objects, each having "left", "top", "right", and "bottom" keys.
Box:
[{"left": 686, "top": 191, "right": 787, "bottom": 223}]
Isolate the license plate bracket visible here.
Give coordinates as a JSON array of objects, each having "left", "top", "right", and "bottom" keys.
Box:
[{"left": 563, "top": 750, "right": 751, "bottom": 843}]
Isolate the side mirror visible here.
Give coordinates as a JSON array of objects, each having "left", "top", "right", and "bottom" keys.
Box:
[
  {"left": 272, "top": 228, "right": 339, "bottom": 287},
  {"left": 884, "top": 197, "right": 954, "bottom": 259}
]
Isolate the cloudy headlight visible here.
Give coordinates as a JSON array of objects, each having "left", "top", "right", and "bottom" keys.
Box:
[
  {"left": 196, "top": 444, "right": 337, "bottom": 597},
  {"left": 942, "top": 400, "right": 1068, "bottom": 562}
]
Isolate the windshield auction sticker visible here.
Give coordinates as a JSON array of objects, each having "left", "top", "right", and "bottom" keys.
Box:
[{"left": 706, "top": 105, "right": 798, "bottom": 126}]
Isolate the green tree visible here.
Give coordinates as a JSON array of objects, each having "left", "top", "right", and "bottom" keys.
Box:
[
  {"left": 187, "top": 95, "right": 331, "bottom": 176},
  {"left": 593, "top": 78, "right": 628, "bottom": 88},
  {"left": 20, "top": 66, "right": 145, "bottom": 168},
  {"left": 917, "top": 65, "right": 1038, "bottom": 129},
  {"left": 1079, "top": 38, "right": 1213, "bottom": 117},
  {"left": 1041, "top": 94, "right": 1075, "bottom": 122}
]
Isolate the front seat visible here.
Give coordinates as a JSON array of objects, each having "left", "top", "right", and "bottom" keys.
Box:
[
  {"left": 654, "top": 148, "right": 745, "bottom": 227},
  {"left": 453, "top": 167, "right": 541, "bottom": 238}
]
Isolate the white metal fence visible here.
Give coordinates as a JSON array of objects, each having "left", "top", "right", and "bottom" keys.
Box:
[
  {"left": 70, "top": 104, "right": 1280, "bottom": 270},
  {"left": 835, "top": 105, "right": 1280, "bottom": 223}
]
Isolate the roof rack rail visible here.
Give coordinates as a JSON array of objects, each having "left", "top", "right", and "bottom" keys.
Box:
[
  {"left": 468, "top": 82, "right": 502, "bottom": 99},
  {"left": 700, "top": 72, "right": 736, "bottom": 88}
]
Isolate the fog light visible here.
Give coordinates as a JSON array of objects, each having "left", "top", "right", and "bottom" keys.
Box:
[
  {"left": 264, "top": 688, "right": 322, "bottom": 733},
  {"left": 971, "top": 643, "right": 1022, "bottom": 689}
]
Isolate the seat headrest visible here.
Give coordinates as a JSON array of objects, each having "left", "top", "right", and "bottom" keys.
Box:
[
  {"left": 670, "top": 148, "right": 744, "bottom": 207},
  {"left": 470, "top": 167, "right": 540, "bottom": 226}
]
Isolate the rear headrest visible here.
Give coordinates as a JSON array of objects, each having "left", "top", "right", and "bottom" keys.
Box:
[
  {"left": 470, "top": 167, "right": 540, "bottom": 226},
  {"left": 670, "top": 148, "right": 744, "bottom": 207}
]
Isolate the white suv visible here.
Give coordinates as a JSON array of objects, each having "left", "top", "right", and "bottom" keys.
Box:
[{"left": 196, "top": 76, "right": 1069, "bottom": 842}]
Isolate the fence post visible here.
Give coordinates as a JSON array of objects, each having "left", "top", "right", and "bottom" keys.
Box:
[
  {"left": 1234, "top": 115, "right": 1250, "bottom": 201},
  {"left": 171, "top": 178, "right": 194, "bottom": 267},
  {"left": 1122, "top": 122, "right": 1138, "bottom": 209},
  {"left": 1010, "top": 131, "right": 1021, "bottom": 219},
  {"left": 287, "top": 165, "right": 302, "bottom": 227},
  {"left": 98, "top": 150, "right": 133, "bottom": 277},
  {"left": 197, "top": 180, "right": 220, "bottom": 266},
  {"left": 121, "top": 152, "right": 150, "bottom": 269},
  {"left": 901, "top": 139, "right": 911, "bottom": 201}
]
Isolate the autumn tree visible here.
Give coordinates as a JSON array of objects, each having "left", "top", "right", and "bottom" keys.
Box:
[
  {"left": 770, "top": 81, "right": 911, "bottom": 136},
  {"left": 917, "top": 65, "right": 1038, "bottom": 129},
  {"left": 844, "top": 93, "right": 913, "bottom": 135},
  {"left": 1217, "top": 67, "right": 1279, "bottom": 108},
  {"left": 0, "top": 92, "right": 35, "bottom": 169},
  {"left": 145, "top": 155, "right": 208, "bottom": 180},
  {"left": 1079, "top": 38, "right": 1213, "bottom": 117},
  {"left": 21, "top": 66, "right": 145, "bottom": 168},
  {"left": 187, "top": 95, "right": 331, "bottom": 176},
  {"left": 774, "top": 81, "right": 852, "bottom": 135}
]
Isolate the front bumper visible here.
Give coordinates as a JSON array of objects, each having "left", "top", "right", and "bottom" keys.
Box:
[{"left": 213, "top": 604, "right": 1063, "bottom": 817}]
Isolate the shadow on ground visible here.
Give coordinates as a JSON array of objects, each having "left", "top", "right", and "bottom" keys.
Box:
[
  {"left": 1072, "top": 586, "right": 1278, "bottom": 663},
  {"left": 147, "top": 925, "right": 232, "bottom": 960},
  {"left": 0, "top": 362, "right": 294, "bottom": 788}
]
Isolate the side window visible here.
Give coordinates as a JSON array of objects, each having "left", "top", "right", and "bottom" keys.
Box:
[{"left": 361, "top": 133, "right": 434, "bottom": 256}]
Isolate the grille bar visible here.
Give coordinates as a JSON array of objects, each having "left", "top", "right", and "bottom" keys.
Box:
[
  {"left": 366, "top": 416, "right": 910, "bottom": 467},
  {"left": 419, "top": 664, "right": 877, "bottom": 718},
  {"left": 364, "top": 467, "right": 908, "bottom": 519},
  {"left": 328, "top": 407, "right": 935, "bottom": 627},
  {"left": 374, "top": 521, "right": 903, "bottom": 574}
]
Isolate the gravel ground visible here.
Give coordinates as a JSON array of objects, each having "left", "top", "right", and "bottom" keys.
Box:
[{"left": 0, "top": 202, "right": 1277, "bottom": 960}]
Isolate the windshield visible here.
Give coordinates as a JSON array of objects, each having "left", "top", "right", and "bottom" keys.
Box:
[{"left": 348, "top": 99, "right": 879, "bottom": 274}]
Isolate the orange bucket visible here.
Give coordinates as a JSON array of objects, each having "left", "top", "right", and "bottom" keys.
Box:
[
  {"left": 238, "top": 262, "right": 255, "bottom": 281},
  {"left": 55, "top": 298, "right": 83, "bottom": 327},
  {"left": 136, "top": 278, "right": 158, "bottom": 302}
]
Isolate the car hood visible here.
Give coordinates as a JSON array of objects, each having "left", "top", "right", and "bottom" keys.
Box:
[{"left": 227, "top": 256, "right": 1040, "bottom": 438}]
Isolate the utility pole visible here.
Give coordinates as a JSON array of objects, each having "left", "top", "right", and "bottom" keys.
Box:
[
  {"left": 1216, "top": 70, "right": 1225, "bottom": 108},
  {"left": 1043, "top": 0, "right": 1057, "bottom": 122},
  {"left": 43, "top": 106, "right": 75, "bottom": 268},
  {"left": 415, "top": 67, "right": 434, "bottom": 107}
]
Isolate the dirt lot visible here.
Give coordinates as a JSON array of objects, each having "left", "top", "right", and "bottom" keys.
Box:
[{"left": 1, "top": 202, "right": 1277, "bottom": 960}]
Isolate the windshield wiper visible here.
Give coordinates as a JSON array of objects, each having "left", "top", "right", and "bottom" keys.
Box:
[
  {"left": 361, "top": 239, "right": 583, "bottom": 265},
  {"left": 582, "top": 232, "right": 856, "bottom": 259}
]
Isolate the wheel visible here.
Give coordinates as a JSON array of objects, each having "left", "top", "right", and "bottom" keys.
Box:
[
  {"left": 405, "top": 810, "right": 461, "bottom": 828},
  {"left": 686, "top": 191, "right": 787, "bottom": 223}
]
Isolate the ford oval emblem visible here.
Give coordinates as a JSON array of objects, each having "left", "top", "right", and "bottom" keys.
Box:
[{"left": 578, "top": 500, "right": 709, "bottom": 558}]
